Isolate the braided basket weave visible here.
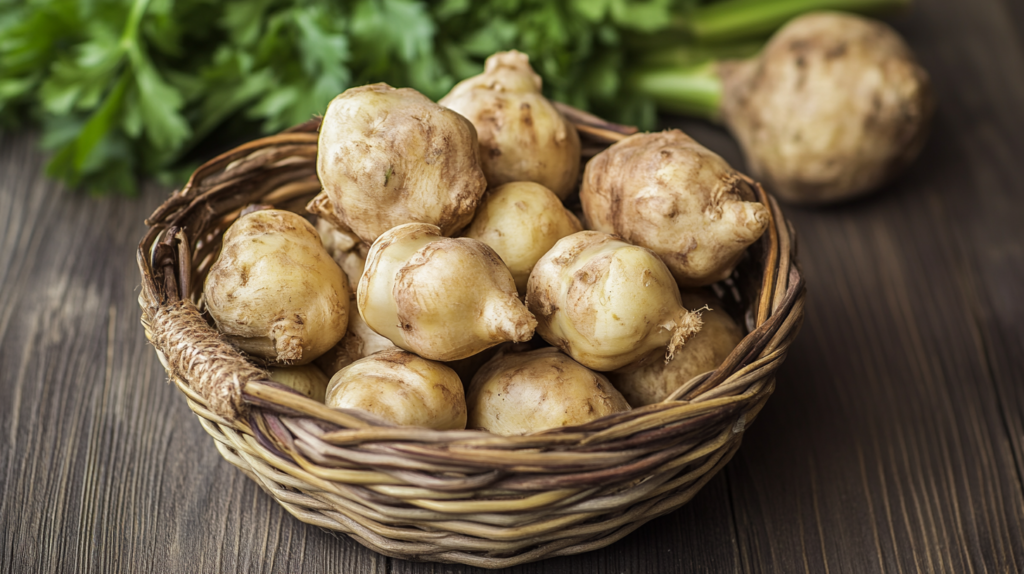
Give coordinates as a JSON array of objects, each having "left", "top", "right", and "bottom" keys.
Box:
[{"left": 137, "top": 109, "right": 805, "bottom": 569}]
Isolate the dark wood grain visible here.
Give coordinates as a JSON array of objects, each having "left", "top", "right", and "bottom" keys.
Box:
[
  {"left": 919, "top": 0, "right": 1024, "bottom": 503},
  {"left": 2, "top": 0, "right": 1023, "bottom": 571}
]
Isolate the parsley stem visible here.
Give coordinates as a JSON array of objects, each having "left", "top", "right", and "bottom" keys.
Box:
[
  {"left": 682, "top": 0, "right": 910, "bottom": 43},
  {"left": 120, "top": 0, "right": 152, "bottom": 50}
]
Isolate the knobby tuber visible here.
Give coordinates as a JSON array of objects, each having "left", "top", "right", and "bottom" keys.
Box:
[
  {"left": 581, "top": 129, "right": 769, "bottom": 287},
  {"left": 439, "top": 51, "right": 581, "bottom": 199},
  {"left": 312, "top": 83, "right": 488, "bottom": 243},
  {"left": 325, "top": 349, "right": 467, "bottom": 430},
  {"left": 358, "top": 223, "right": 537, "bottom": 361},
  {"left": 462, "top": 181, "right": 582, "bottom": 296},
  {"left": 204, "top": 209, "right": 349, "bottom": 365},
  {"left": 467, "top": 347, "right": 630, "bottom": 435},
  {"left": 526, "top": 231, "right": 703, "bottom": 372}
]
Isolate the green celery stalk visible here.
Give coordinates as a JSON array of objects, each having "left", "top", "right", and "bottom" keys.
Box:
[
  {"left": 628, "top": 62, "right": 724, "bottom": 121},
  {"left": 684, "top": 0, "right": 911, "bottom": 43}
]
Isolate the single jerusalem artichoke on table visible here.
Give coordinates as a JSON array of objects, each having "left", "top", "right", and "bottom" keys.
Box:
[
  {"left": 526, "top": 231, "right": 704, "bottom": 372},
  {"left": 439, "top": 50, "right": 581, "bottom": 199},
  {"left": 718, "top": 12, "right": 934, "bottom": 204},
  {"left": 203, "top": 209, "right": 349, "bottom": 365},
  {"left": 358, "top": 223, "right": 537, "bottom": 362}
]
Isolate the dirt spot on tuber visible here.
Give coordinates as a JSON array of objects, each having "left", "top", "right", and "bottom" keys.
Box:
[
  {"left": 520, "top": 102, "right": 533, "bottom": 127},
  {"left": 826, "top": 42, "right": 848, "bottom": 60}
]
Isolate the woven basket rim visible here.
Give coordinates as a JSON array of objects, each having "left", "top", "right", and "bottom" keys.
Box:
[{"left": 137, "top": 109, "right": 806, "bottom": 568}]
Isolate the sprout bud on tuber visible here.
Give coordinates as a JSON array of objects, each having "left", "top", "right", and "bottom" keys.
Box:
[
  {"left": 439, "top": 51, "right": 581, "bottom": 199},
  {"left": 580, "top": 130, "right": 769, "bottom": 287},
  {"left": 462, "top": 181, "right": 583, "bottom": 296},
  {"left": 358, "top": 223, "right": 537, "bottom": 362},
  {"left": 312, "top": 83, "right": 488, "bottom": 243},
  {"left": 467, "top": 347, "right": 631, "bottom": 436},
  {"left": 526, "top": 231, "right": 704, "bottom": 372},
  {"left": 204, "top": 209, "right": 349, "bottom": 365},
  {"left": 325, "top": 349, "right": 467, "bottom": 430}
]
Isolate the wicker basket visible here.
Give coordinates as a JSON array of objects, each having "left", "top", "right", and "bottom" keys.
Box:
[{"left": 137, "top": 110, "right": 805, "bottom": 569}]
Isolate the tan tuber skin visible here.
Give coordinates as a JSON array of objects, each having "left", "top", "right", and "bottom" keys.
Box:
[
  {"left": 358, "top": 223, "right": 537, "bottom": 362},
  {"left": 314, "top": 294, "right": 397, "bottom": 377},
  {"left": 719, "top": 12, "right": 935, "bottom": 204},
  {"left": 526, "top": 231, "right": 703, "bottom": 372},
  {"left": 580, "top": 130, "right": 769, "bottom": 287},
  {"left": 315, "top": 217, "right": 367, "bottom": 292},
  {"left": 204, "top": 209, "right": 349, "bottom": 365},
  {"left": 467, "top": 347, "right": 631, "bottom": 436},
  {"left": 313, "top": 83, "right": 488, "bottom": 243},
  {"left": 439, "top": 51, "right": 581, "bottom": 199},
  {"left": 268, "top": 364, "right": 330, "bottom": 403},
  {"left": 325, "top": 349, "right": 467, "bottom": 430},
  {"left": 462, "top": 181, "right": 583, "bottom": 296},
  {"left": 609, "top": 291, "right": 744, "bottom": 406}
]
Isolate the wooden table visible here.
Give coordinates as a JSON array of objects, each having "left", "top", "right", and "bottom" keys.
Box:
[{"left": 2, "top": 1, "right": 1022, "bottom": 572}]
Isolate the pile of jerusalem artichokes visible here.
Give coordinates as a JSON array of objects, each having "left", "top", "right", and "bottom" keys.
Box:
[{"left": 201, "top": 10, "right": 931, "bottom": 434}]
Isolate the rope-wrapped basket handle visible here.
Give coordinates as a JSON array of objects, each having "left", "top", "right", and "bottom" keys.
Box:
[{"left": 139, "top": 227, "right": 271, "bottom": 420}]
